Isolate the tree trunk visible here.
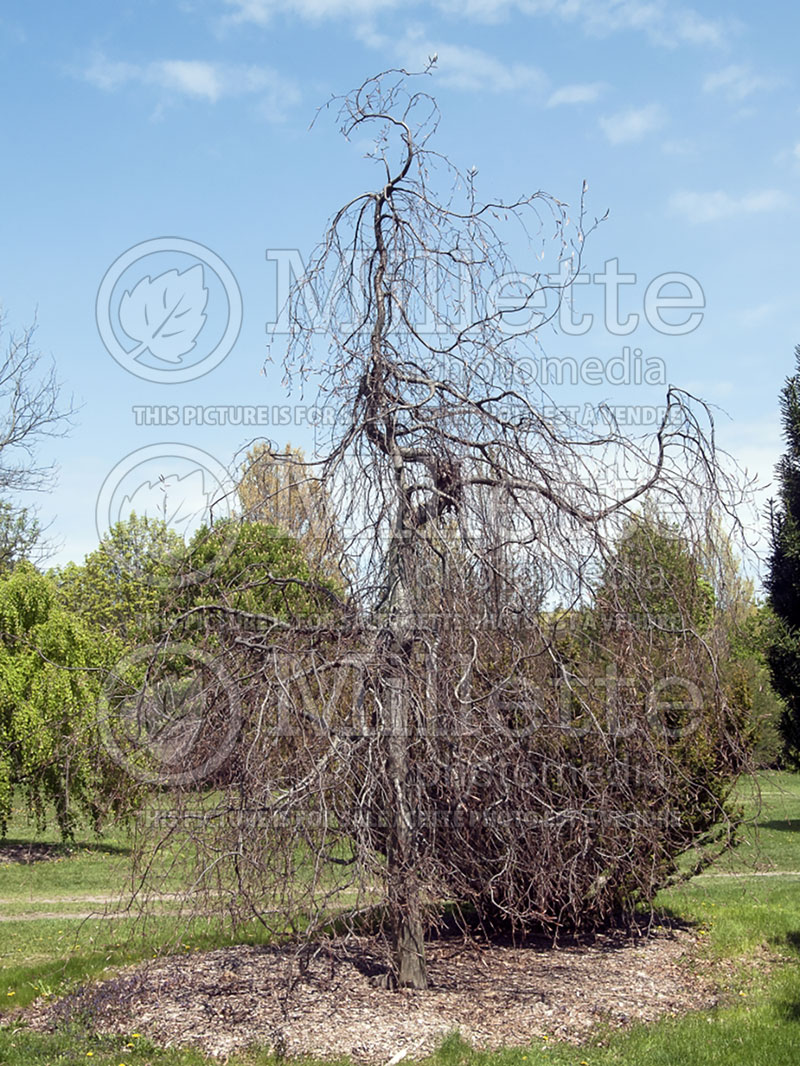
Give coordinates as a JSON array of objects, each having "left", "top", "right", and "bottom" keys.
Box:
[
  {"left": 384, "top": 674, "right": 428, "bottom": 989},
  {"left": 392, "top": 870, "right": 427, "bottom": 988}
]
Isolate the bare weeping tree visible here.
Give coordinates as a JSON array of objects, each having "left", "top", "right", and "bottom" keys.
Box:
[
  {"left": 132, "top": 70, "right": 751, "bottom": 993},
  {"left": 0, "top": 315, "right": 74, "bottom": 564},
  {"left": 0, "top": 317, "right": 72, "bottom": 490}
]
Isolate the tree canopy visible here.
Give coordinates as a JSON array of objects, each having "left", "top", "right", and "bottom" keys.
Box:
[{"left": 52, "top": 513, "right": 184, "bottom": 644}]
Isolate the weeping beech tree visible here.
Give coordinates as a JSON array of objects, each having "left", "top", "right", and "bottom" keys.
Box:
[{"left": 132, "top": 70, "right": 751, "bottom": 991}]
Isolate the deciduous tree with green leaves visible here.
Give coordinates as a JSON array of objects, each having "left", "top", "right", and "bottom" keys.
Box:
[
  {"left": 0, "top": 562, "right": 125, "bottom": 839},
  {"left": 184, "top": 516, "right": 340, "bottom": 623},
  {"left": 52, "top": 513, "right": 184, "bottom": 644}
]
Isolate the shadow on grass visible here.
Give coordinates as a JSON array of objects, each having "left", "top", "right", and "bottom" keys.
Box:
[
  {"left": 759, "top": 819, "right": 800, "bottom": 833},
  {"left": 774, "top": 956, "right": 800, "bottom": 1023},
  {"left": 782, "top": 930, "right": 800, "bottom": 957},
  {"left": 778, "top": 998, "right": 800, "bottom": 1023},
  {"left": 0, "top": 839, "right": 130, "bottom": 863}
]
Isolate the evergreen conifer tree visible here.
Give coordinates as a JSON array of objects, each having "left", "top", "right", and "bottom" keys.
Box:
[{"left": 766, "top": 345, "right": 800, "bottom": 766}]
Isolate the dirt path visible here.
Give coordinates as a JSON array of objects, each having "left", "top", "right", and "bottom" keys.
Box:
[
  {"left": 0, "top": 910, "right": 138, "bottom": 922},
  {"left": 0, "top": 891, "right": 199, "bottom": 922},
  {"left": 694, "top": 870, "right": 800, "bottom": 878},
  {"left": 4, "top": 869, "right": 798, "bottom": 921}
]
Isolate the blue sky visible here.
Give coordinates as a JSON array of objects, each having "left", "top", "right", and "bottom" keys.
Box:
[{"left": 0, "top": 0, "right": 798, "bottom": 577}]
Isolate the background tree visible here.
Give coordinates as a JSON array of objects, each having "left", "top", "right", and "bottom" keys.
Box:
[
  {"left": 727, "top": 603, "right": 785, "bottom": 768},
  {"left": 765, "top": 344, "right": 800, "bottom": 767},
  {"left": 594, "top": 511, "right": 715, "bottom": 637},
  {"left": 54, "top": 511, "right": 337, "bottom": 644},
  {"left": 52, "top": 514, "right": 185, "bottom": 644},
  {"left": 184, "top": 516, "right": 339, "bottom": 623},
  {"left": 0, "top": 316, "right": 74, "bottom": 559},
  {"left": 238, "top": 442, "right": 344, "bottom": 581},
  {"left": 51, "top": 511, "right": 339, "bottom": 790},
  {"left": 0, "top": 316, "right": 74, "bottom": 494},
  {"left": 132, "top": 70, "right": 750, "bottom": 990},
  {"left": 0, "top": 563, "right": 124, "bottom": 839},
  {"left": 586, "top": 513, "right": 747, "bottom": 829},
  {"left": 0, "top": 313, "right": 112, "bottom": 837},
  {"left": 0, "top": 501, "right": 41, "bottom": 572}
]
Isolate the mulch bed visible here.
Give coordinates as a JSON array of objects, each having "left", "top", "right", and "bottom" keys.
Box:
[{"left": 22, "top": 925, "right": 733, "bottom": 1061}]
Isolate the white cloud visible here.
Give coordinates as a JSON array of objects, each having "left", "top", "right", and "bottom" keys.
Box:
[
  {"left": 83, "top": 55, "right": 299, "bottom": 117},
  {"left": 599, "top": 104, "right": 663, "bottom": 144},
  {"left": 156, "top": 60, "right": 225, "bottom": 101},
  {"left": 546, "top": 82, "right": 605, "bottom": 107},
  {"left": 703, "top": 64, "right": 779, "bottom": 102},
  {"left": 661, "top": 138, "right": 695, "bottom": 156},
  {"left": 404, "top": 41, "right": 544, "bottom": 93},
  {"left": 669, "top": 8, "right": 727, "bottom": 46},
  {"left": 84, "top": 57, "right": 140, "bottom": 92},
  {"left": 224, "top": 0, "right": 731, "bottom": 47},
  {"left": 669, "top": 188, "right": 790, "bottom": 224},
  {"left": 580, "top": 0, "right": 730, "bottom": 45},
  {"left": 737, "top": 302, "right": 780, "bottom": 328},
  {"left": 356, "top": 25, "right": 545, "bottom": 94},
  {"left": 225, "top": 0, "right": 398, "bottom": 21}
]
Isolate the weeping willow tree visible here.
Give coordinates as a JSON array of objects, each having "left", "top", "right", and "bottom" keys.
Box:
[
  {"left": 130, "top": 69, "right": 751, "bottom": 991},
  {"left": 0, "top": 563, "right": 125, "bottom": 838}
]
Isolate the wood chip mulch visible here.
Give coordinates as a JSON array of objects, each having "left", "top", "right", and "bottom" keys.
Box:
[{"left": 20, "top": 925, "right": 737, "bottom": 1062}]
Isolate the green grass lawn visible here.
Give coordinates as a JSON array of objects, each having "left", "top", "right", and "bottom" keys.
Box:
[{"left": 1, "top": 774, "right": 799, "bottom": 1065}]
